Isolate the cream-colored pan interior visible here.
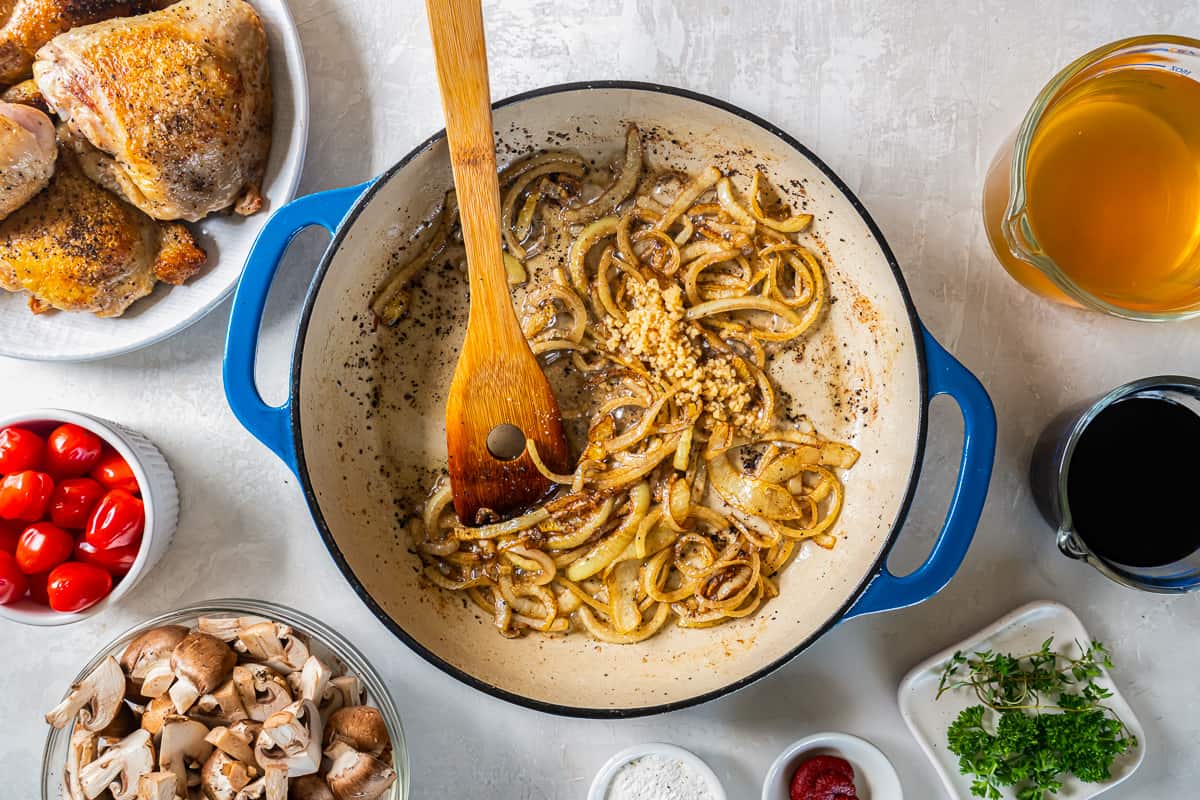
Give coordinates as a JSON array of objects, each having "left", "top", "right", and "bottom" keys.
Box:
[{"left": 296, "top": 87, "right": 923, "bottom": 712}]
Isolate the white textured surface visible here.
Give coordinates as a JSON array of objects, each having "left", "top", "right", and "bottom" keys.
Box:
[{"left": 1, "top": 1, "right": 1197, "bottom": 798}]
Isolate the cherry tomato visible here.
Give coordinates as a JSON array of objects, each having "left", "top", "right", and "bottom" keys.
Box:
[
  {"left": 0, "top": 426, "right": 44, "bottom": 473},
  {"left": 45, "top": 424, "right": 105, "bottom": 478},
  {"left": 46, "top": 562, "right": 112, "bottom": 612},
  {"left": 0, "top": 471, "right": 55, "bottom": 521},
  {"left": 0, "top": 519, "right": 21, "bottom": 553},
  {"left": 49, "top": 478, "right": 105, "bottom": 529},
  {"left": 90, "top": 448, "right": 139, "bottom": 494},
  {"left": 26, "top": 571, "right": 50, "bottom": 605},
  {"left": 74, "top": 540, "right": 138, "bottom": 577},
  {"left": 85, "top": 490, "right": 145, "bottom": 551},
  {"left": 0, "top": 551, "right": 27, "bottom": 604},
  {"left": 15, "top": 522, "right": 74, "bottom": 575}
]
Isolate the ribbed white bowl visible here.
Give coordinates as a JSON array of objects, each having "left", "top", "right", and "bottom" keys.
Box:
[{"left": 0, "top": 408, "right": 178, "bottom": 625}]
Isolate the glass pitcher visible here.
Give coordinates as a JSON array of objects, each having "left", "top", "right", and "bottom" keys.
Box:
[{"left": 983, "top": 35, "right": 1200, "bottom": 320}]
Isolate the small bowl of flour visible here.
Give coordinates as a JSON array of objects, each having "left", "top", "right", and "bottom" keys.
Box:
[{"left": 589, "top": 743, "right": 726, "bottom": 800}]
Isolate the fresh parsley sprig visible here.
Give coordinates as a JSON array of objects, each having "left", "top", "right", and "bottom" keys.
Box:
[{"left": 936, "top": 638, "right": 1137, "bottom": 800}]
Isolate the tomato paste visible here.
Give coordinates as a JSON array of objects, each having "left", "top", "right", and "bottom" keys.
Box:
[{"left": 789, "top": 755, "right": 858, "bottom": 800}]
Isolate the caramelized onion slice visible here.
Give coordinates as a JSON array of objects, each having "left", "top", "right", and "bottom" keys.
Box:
[
  {"left": 606, "top": 559, "right": 643, "bottom": 634},
  {"left": 562, "top": 125, "right": 643, "bottom": 224},
  {"left": 565, "top": 482, "right": 651, "bottom": 581},
  {"left": 749, "top": 171, "right": 813, "bottom": 233},
  {"left": 568, "top": 216, "right": 620, "bottom": 293},
  {"left": 576, "top": 602, "right": 670, "bottom": 644},
  {"left": 707, "top": 450, "right": 807, "bottom": 520}
]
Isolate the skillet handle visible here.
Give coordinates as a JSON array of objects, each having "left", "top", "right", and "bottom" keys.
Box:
[
  {"left": 223, "top": 182, "right": 372, "bottom": 470},
  {"left": 843, "top": 326, "right": 996, "bottom": 619}
]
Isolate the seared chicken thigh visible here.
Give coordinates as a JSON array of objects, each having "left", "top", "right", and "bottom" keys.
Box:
[
  {"left": 34, "top": 0, "right": 272, "bottom": 222},
  {"left": 1, "top": 78, "right": 47, "bottom": 112},
  {"left": 0, "top": 0, "right": 170, "bottom": 85},
  {"left": 0, "top": 100, "right": 53, "bottom": 219},
  {"left": 0, "top": 145, "right": 206, "bottom": 316}
]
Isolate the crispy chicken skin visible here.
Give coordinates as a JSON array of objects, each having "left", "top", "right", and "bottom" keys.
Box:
[
  {"left": 0, "top": 78, "right": 47, "bottom": 112},
  {"left": 0, "top": 99, "right": 54, "bottom": 219},
  {"left": 0, "top": 145, "right": 205, "bottom": 316},
  {"left": 0, "top": 0, "right": 171, "bottom": 85},
  {"left": 34, "top": 0, "right": 272, "bottom": 222}
]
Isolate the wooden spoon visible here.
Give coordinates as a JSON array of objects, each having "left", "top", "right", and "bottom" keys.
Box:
[{"left": 425, "top": 0, "right": 570, "bottom": 525}]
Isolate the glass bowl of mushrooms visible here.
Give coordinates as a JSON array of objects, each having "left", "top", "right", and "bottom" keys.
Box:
[{"left": 40, "top": 599, "right": 408, "bottom": 800}]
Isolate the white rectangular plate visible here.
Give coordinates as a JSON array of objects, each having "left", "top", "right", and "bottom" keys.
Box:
[{"left": 898, "top": 601, "right": 1146, "bottom": 800}]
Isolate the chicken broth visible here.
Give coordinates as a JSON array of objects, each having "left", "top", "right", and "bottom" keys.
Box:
[
  {"left": 1026, "top": 68, "right": 1200, "bottom": 311},
  {"left": 984, "top": 58, "right": 1200, "bottom": 314}
]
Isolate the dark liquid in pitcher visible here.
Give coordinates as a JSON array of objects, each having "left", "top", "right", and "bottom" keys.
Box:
[{"left": 1068, "top": 397, "right": 1200, "bottom": 567}]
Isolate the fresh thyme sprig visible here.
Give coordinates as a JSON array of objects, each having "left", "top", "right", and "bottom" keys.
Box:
[{"left": 936, "top": 638, "right": 1137, "bottom": 800}]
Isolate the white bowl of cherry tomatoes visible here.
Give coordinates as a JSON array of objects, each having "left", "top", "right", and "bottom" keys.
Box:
[{"left": 0, "top": 409, "right": 178, "bottom": 625}]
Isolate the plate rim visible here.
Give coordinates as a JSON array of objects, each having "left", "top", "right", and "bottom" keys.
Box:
[{"left": 0, "top": 0, "right": 310, "bottom": 362}]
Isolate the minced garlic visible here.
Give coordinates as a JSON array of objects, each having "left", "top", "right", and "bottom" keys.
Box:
[{"left": 598, "top": 277, "right": 765, "bottom": 435}]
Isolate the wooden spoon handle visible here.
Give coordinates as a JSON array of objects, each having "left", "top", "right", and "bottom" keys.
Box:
[{"left": 425, "top": 0, "right": 514, "bottom": 329}]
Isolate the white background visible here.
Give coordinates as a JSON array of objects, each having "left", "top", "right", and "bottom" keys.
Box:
[{"left": 3, "top": 1, "right": 1198, "bottom": 797}]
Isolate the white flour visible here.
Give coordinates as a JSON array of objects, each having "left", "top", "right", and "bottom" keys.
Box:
[{"left": 605, "top": 755, "right": 717, "bottom": 800}]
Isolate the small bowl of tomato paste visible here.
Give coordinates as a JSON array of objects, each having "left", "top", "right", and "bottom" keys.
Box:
[
  {"left": 761, "top": 732, "right": 902, "bottom": 800},
  {"left": 0, "top": 409, "right": 178, "bottom": 625}
]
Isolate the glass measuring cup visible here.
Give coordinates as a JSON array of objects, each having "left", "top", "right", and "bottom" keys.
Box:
[
  {"left": 1030, "top": 376, "right": 1200, "bottom": 592},
  {"left": 983, "top": 35, "right": 1200, "bottom": 320}
]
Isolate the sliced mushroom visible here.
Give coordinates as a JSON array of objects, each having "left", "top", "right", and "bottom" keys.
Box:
[
  {"left": 224, "top": 761, "right": 257, "bottom": 792},
  {"left": 54, "top": 615, "right": 394, "bottom": 800},
  {"left": 322, "top": 740, "right": 355, "bottom": 765},
  {"left": 290, "top": 774, "right": 336, "bottom": 800},
  {"left": 233, "top": 779, "right": 264, "bottom": 800},
  {"left": 230, "top": 720, "right": 263, "bottom": 748},
  {"left": 142, "top": 661, "right": 179, "bottom": 701},
  {"left": 65, "top": 728, "right": 99, "bottom": 800},
  {"left": 96, "top": 735, "right": 125, "bottom": 755},
  {"left": 141, "top": 696, "right": 175, "bottom": 737},
  {"left": 316, "top": 675, "right": 363, "bottom": 722},
  {"left": 98, "top": 701, "right": 139, "bottom": 739},
  {"left": 204, "top": 725, "right": 256, "bottom": 765},
  {"left": 231, "top": 772, "right": 284, "bottom": 800},
  {"left": 47, "top": 656, "right": 127, "bottom": 732},
  {"left": 263, "top": 765, "right": 287, "bottom": 800},
  {"left": 294, "top": 656, "right": 333, "bottom": 704},
  {"left": 255, "top": 699, "right": 322, "bottom": 777},
  {"left": 78, "top": 729, "right": 156, "bottom": 800},
  {"left": 237, "top": 622, "right": 310, "bottom": 674},
  {"left": 232, "top": 782, "right": 261, "bottom": 800},
  {"left": 195, "top": 679, "right": 249, "bottom": 725},
  {"left": 121, "top": 626, "right": 190, "bottom": 698},
  {"left": 233, "top": 664, "right": 292, "bottom": 721},
  {"left": 326, "top": 746, "right": 396, "bottom": 800},
  {"left": 137, "top": 772, "right": 178, "bottom": 800},
  {"left": 328, "top": 676, "right": 362, "bottom": 708},
  {"left": 159, "top": 716, "right": 213, "bottom": 796},
  {"left": 197, "top": 616, "right": 271, "bottom": 649},
  {"left": 200, "top": 749, "right": 258, "bottom": 800},
  {"left": 169, "top": 633, "right": 236, "bottom": 714},
  {"left": 324, "top": 707, "right": 388, "bottom": 757}
]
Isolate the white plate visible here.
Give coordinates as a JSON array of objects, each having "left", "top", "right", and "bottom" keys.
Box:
[
  {"left": 898, "top": 601, "right": 1146, "bottom": 800},
  {"left": 0, "top": 0, "right": 309, "bottom": 362},
  {"left": 761, "top": 732, "right": 903, "bottom": 800}
]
